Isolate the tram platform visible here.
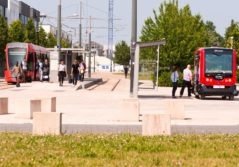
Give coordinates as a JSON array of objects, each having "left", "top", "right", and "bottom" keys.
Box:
[{"left": 0, "top": 72, "right": 239, "bottom": 134}]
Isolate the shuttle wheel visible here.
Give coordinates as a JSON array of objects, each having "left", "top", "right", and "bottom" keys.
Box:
[
  {"left": 199, "top": 95, "right": 205, "bottom": 100},
  {"left": 229, "top": 95, "right": 234, "bottom": 100},
  {"left": 222, "top": 96, "right": 227, "bottom": 100}
]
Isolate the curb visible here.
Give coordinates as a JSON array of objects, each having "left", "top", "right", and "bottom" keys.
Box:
[{"left": 76, "top": 78, "right": 103, "bottom": 90}]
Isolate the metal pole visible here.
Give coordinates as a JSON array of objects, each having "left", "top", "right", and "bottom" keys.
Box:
[
  {"left": 94, "top": 53, "right": 96, "bottom": 72},
  {"left": 133, "top": 44, "right": 139, "bottom": 98},
  {"left": 57, "top": 0, "right": 61, "bottom": 59},
  {"left": 88, "top": 16, "right": 92, "bottom": 78},
  {"left": 156, "top": 45, "right": 160, "bottom": 91},
  {"left": 79, "top": 1, "right": 82, "bottom": 48},
  {"left": 130, "top": 0, "right": 137, "bottom": 96}
]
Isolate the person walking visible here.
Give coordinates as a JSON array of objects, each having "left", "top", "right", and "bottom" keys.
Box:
[
  {"left": 42, "top": 59, "right": 50, "bottom": 82},
  {"left": 37, "top": 59, "right": 43, "bottom": 82},
  {"left": 58, "top": 60, "right": 66, "bottom": 86},
  {"left": 79, "top": 60, "right": 86, "bottom": 82},
  {"left": 123, "top": 65, "right": 129, "bottom": 78},
  {"left": 12, "top": 61, "right": 22, "bottom": 87},
  {"left": 171, "top": 66, "right": 179, "bottom": 98},
  {"left": 180, "top": 64, "right": 192, "bottom": 97},
  {"left": 71, "top": 60, "right": 79, "bottom": 86},
  {"left": 21, "top": 58, "right": 28, "bottom": 82}
]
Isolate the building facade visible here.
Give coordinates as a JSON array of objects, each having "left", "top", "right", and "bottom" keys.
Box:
[
  {"left": 0, "top": 0, "right": 8, "bottom": 18},
  {"left": 3, "top": 0, "right": 40, "bottom": 26}
]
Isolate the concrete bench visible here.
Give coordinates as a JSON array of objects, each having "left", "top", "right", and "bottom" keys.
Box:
[
  {"left": 142, "top": 114, "right": 171, "bottom": 136},
  {"left": 0, "top": 98, "right": 8, "bottom": 115},
  {"left": 30, "top": 97, "right": 56, "bottom": 119},
  {"left": 32, "top": 112, "right": 62, "bottom": 135}
]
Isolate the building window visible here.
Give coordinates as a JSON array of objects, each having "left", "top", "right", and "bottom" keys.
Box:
[
  {"left": 0, "top": 5, "right": 5, "bottom": 17},
  {"left": 19, "top": 14, "right": 29, "bottom": 24}
]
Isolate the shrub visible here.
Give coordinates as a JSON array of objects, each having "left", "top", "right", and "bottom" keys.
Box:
[{"left": 158, "top": 71, "right": 172, "bottom": 87}]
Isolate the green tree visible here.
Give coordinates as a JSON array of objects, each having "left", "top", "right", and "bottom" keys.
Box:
[
  {"left": 8, "top": 20, "right": 25, "bottom": 42},
  {"left": 225, "top": 19, "right": 239, "bottom": 54},
  {"left": 114, "top": 40, "right": 130, "bottom": 65},
  {"left": 38, "top": 26, "right": 48, "bottom": 47},
  {"left": 61, "top": 38, "right": 71, "bottom": 48},
  {"left": 0, "top": 16, "right": 8, "bottom": 61},
  {"left": 204, "top": 21, "right": 224, "bottom": 46},
  {"left": 46, "top": 33, "right": 57, "bottom": 48},
  {"left": 25, "top": 19, "right": 36, "bottom": 43},
  {"left": 140, "top": 0, "right": 208, "bottom": 68}
]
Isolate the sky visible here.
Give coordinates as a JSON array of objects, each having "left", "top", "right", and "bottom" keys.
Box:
[{"left": 20, "top": 0, "right": 239, "bottom": 46}]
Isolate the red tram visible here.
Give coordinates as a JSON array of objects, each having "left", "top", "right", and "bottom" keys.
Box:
[
  {"left": 4, "top": 42, "right": 48, "bottom": 83},
  {"left": 193, "top": 47, "right": 238, "bottom": 100}
]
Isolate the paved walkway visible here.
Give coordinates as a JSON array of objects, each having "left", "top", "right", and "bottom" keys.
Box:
[{"left": 0, "top": 72, "right": 239, "bottom": 134}]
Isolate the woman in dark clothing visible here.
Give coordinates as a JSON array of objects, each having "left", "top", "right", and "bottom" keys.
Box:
[
  {"left": 71, "top": 60, "right": 79, "bottom": 86},
  {"left": 58, "top": 60, "right": 66, "bottom": 86}
]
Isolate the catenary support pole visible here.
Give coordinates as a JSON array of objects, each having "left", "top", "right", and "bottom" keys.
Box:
[
  {"left": 57, "top": 0, "right": 62, "bottom": 59},
  {"left": 130, "top": 0, "right": 137, "bottom": 96}
]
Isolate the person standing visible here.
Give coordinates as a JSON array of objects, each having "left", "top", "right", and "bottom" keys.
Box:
[
  {"left": 58, "top": 60, "right": 66, "bottom": 86},
  {"left": 21, "top": 58, "right": 27, "bottom": 82},
  {"left": 180, "top": 64, "right": 192, "bottom": 97},
  {"left": 42, "top": 59, "right": 50, "bottom": 82},
  {"left": 171, "top": 66, "right": 179, "bottom": 98},
  {"left": 12, "top": 61, "right": 22, "bottom": 87},
  {"left": 123, "top": 65, "right": 129, "bottom": 78},
  {"left": 37, "top": 59, "right": 43, "bottom": 82},
  {"left": 79, "top": 60, "right": 86, "bottom": 82},
  {"left": 71, "top": 60, "right": 79, "bottom": 86}
]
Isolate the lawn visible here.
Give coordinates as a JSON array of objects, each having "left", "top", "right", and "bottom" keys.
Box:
[{"left": 0, "top": 133, "right": 239, "bottom": 167}]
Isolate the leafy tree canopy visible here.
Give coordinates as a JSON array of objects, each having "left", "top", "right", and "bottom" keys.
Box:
[
  {"left": 8, "top": 20, "right": 25, "bottom": 42},
  {"left": 114, "top": 40, "right": 130, "bottom": 65},
  {"left": 25, "top": 19, "right": 36, "bottom": 43},
  {"left": 0, "top": 16, "right": 8, "bottom": 60},
  {"left": 225, "top": 19, "right": 239, "bottom": 56},
  {"left": 140, "top": 0, "right": 223, "bottom": 69}
]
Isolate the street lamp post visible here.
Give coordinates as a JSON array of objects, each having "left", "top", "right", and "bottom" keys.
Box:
[
  {"left": 57, "top": 0, "right": 62, "bottom": 59},
  {"left": 156, "top": 45, "right": 160, "bottom": 91},
  {"left": 130, "top": 0, "right": 137, "bottom": 96}
]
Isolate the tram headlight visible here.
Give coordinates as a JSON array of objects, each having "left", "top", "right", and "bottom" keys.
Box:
[{"left": 206, "top": 78, "right": 213, "bottom": 82}]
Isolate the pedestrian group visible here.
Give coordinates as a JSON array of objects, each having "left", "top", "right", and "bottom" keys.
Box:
[
  {"left": 12, "top": 58, "right": 86, "bottom": 87},
  {"left": 170, "top": 64, "right": 193, "bottom": 98}
]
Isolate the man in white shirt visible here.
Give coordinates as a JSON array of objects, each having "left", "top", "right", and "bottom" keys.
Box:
[{"left": 180, "top": 64, "right": 192, "bottom": 97}]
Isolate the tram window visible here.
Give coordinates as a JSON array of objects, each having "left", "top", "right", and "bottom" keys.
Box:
[{"left": 28, "top": 54, "right": 34, "bottom": 70}]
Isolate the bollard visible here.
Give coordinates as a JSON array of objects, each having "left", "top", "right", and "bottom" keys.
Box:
[
  {"left": 0, "top": 98, "right": 8, "bottom": 115},
  {"left": 165, "top": 100, "right": 185, "bottom": 120},
  {"left": 142, "top": 114, "right": 171, "bottom": 136},
  {"left": 33, "top": 112, "right": 62, "bottom": 135}
]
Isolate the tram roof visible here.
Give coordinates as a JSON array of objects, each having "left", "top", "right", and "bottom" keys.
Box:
[{"left": 46, "top": 48, "right": 86, "bottom": 52}]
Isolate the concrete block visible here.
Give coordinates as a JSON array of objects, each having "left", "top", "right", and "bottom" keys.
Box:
[
  {"left": 119, "top": 98, "right": 140, "bottom": 121},
  {"left": 33, "top": 112, "right": 62, "bottom": 135},
  {"left": 0, "top": 98, "right": 8, "bottom": 115},
  {"left": 30, "top": 99, "right": 41, "bottom": 119},
  {"left": 30, "top": 97, "right": 56, "bottom": 119},
  {"left": 41, "top": 97, "right": 56, "bottom": 113},
  {"left": 165, "top": 100, "right": 185, "bottom": 120},
  {"left": 142, "top": 114, "right": 171, "bottom": 136}
]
